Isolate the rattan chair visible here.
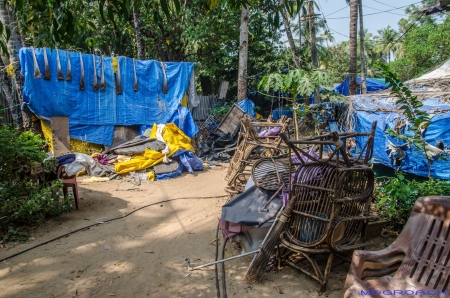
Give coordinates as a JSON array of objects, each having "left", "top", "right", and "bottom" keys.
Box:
[
  {"left": 343, "top": 196, "right": 450, "bottom": 298},
  {"left": 279, "top": 162, "right": 375, "bottom": 293},
  {"left": 225, "top": 115, "right": 290, "bottom": 195}
]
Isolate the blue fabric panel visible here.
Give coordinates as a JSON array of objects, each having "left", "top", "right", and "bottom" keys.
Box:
[
  {"left": 334, "top": 76, "right": 389, "bottom": 96},
  {"left": 69, "top": 124, "right": 115, "bottom": 146},
  {"left": 20, "top": 47, "right": 194, "bottom": 145},
  {"left": 167, "top": 106, "right": 198, "bottom": 138},
  {"left": 172, "top": 150, "right": 204, "bottom": 173},
  {"left": 237, "top": 99, "right": 256, "bottom": 117}
]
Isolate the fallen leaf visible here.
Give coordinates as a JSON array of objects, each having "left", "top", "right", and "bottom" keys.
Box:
[
  {"left": 156, "top": 273, "right": 161, "bottom": 278},
  {"left": 209, "top": 238, "right": 219, "bottom": 245},
  {"left": 129, "top": 269, "right": 140, "bottom": 274},
  {"left": 78, "top": 269, "right": 84, "bottom": 273},
  {"left": 145, "top": 251, "right": 154, "bottom": 254},
  {"left": 107, "top": 293, "right": 115, "bottom": 296}
]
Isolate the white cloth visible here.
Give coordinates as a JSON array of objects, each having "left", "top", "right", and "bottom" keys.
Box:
[{"left": 156, "top": 124, "right": 171, "bottom": 163}]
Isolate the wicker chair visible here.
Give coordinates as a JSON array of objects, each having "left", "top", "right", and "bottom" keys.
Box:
[
  {"left": 343, "top": 196, "right": 450, "bottom": 298},
  {"left": 225, "top": 115, "right": 290, "bottom": 195},
  {"left": 279, "top": 162, "right": 375, "bottom": 293}
]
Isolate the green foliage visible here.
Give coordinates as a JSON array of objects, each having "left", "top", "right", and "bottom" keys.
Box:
[
  {"left": 211, "top": 105, "right": 231, "bottom": 117},
  {"left": 258, "top": 69, "right": 334, "bottom": 99},
  {"left": 258, "top": 73, "right": 284, "bottom": 93},
  {"left": 390, "top": 15, "right": 450, "bottom": 81},
  {"left": 375, "top": 174, "right": 450, "bottom": 229},
  {"left": 0, "top": 125, "right": 72, "bottom": 240}
]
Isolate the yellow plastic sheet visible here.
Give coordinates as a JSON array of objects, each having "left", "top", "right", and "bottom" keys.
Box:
[
  {"left": 114, "top": 123, "right": 194, "bottom": 174},
  {"left": 147, "top": 171, "right": 155, "bottom": 181}
]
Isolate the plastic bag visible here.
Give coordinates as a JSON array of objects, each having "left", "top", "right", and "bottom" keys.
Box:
[{"left": 65, "top": 161, "right": 85, "bottom": 177}]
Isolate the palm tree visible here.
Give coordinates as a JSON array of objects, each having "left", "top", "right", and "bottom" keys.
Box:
[
  {"left": 279, "top": 0, "right": 301, "bottom": 68},
  {"left": 358, "top": 0, "right": 367, "bottom": 94},
  {"left": 348, "top": 0, "right": 358, "bottom": 95},
  {"left": 375, "top": 26, "right": 398, "bottom": 63},
  {"left": 237, "top": 6, "right": 250, "bottom": 101}
]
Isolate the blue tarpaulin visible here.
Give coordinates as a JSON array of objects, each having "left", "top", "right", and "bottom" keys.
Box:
[
  {"left": 349, "top": 97, "right": 450, "bottom": 179},
  {"left": 334, "top": 77, "right": 389, "bottom": 96},
  {"left": 236, "top": 99, "right": 256, "bottom": 118},
  {"left": 20, "top": 47, "right": 197, "bottom": 145}
]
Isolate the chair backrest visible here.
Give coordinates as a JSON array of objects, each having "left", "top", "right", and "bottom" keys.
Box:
[
  {"left": 283, "top": 163, "right": 374, "bottom": 249},
  {"left": 387, "top": 196, "right": 450, "bottom": 292}
]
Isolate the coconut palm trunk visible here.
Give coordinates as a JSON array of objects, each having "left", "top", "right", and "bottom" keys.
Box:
[
  {"left": 309, "top": 1, "right": 320, "bottom": 103},
  {"left": 279, "top": 0, "right": 300, "bottom": 69},
  {"left": 348, "top": 0, "right": 359, "bottom": 95},
  {"left": 237, "top": 6, "right": 249, "bottom": 102},
  {"left": 133, "top": 10, "right": 145, "bottom": 60},
  {"left": 359, "top": 0, "right": 367, "bottom": 94}
]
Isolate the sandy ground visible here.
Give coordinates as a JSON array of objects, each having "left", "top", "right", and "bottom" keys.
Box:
[{"left": 0, "top": 165, "right": 392, "bottom": 298}]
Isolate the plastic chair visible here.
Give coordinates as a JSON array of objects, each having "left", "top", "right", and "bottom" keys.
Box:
[
  {"left": 343, "top": 196, "right": 450, "bottom": 297},
  {"left": 57, "top": 165, "right": 80, "bottom": 210}
]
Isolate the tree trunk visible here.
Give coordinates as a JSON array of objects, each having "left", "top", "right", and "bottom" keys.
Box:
[
  {"left": 237, "top": 6, "right": 249, "bottom": 102},
  {"left": 0, "top": 57, "right": 19, "bottom": 123},
  {"left": 298, "top": 12, "right": 302, "bottom": 50},
  {"left": 279, "top": 0, "right": 300, "bottom": 69},
  {"left": 308, "top": 1, "right": 320, "bottom": 104},
  {"left": 133, "top": 10, "right": 145, "bottom": 60},
  {"left": 359, "top": 0, "right": 367, "bottom": 94},
  {"left": 349, "top": 0, "right": 359, "bottom": 95},
  {"left": 0, "top": 3, "right": 37, "bottom": 131}
]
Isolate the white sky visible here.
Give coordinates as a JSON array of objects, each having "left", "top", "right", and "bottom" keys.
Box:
[{"left": 316, "top": 0, "right": 425, "bottom": 43}]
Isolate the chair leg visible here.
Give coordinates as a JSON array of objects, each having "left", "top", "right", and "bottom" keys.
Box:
[
  {"left": 319, "top": 252, "right": 334, "bottom": 295},
  {"left": 73, "top": 183, "right": 79, "bottom": 210}
]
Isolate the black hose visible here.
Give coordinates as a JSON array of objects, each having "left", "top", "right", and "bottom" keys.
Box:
[
  {"left": 221, "top": 237, "right": 229, "bottom": 298},
  {"left": 214, "top": 222, "right": 221, "bottom": 298},
  {"left": 0, "top": 195, "right": 227, "bottom": 263}
]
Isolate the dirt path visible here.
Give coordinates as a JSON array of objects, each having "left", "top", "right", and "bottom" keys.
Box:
[{"left": 0, "top": 166, "right": 390, "bottom": 298}]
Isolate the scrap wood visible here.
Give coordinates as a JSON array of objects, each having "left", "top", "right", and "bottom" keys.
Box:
[
  {"left": 271, "top": 283, "right": 284, "bottom": 294},
  {"left": 209, "top": 238, "right": 219, "bottom": 245}
]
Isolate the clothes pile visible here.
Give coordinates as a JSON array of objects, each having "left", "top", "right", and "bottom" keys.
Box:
[{"left": 54, "top": 123, "right": 204, "bottom": 183}]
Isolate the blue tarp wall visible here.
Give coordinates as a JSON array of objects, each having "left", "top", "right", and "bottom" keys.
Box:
[
  {"left": 334, "top": 77, "right": 389, "bottom": 96},
  {"left": 20, "top": 47, "right": 197, "bottom": 145},
  {"left": 341, "top": 97, "right": 450, "bottom": 179}
]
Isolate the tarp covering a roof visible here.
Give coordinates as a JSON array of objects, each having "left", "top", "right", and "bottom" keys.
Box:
[
  {"left": 343, "top": 97, "right": 450, "bottom": 179},
  {"left": 20, "top": 47, "right": 196, "bottom": 145},
  {"left": 334, "top": 76, "right": 389, "bottom": 96}
]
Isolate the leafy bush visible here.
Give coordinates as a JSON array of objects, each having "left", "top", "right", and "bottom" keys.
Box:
[
  {"left": 375, "top": 173, "right": 450, "bottom": 230},
  {"left": 0, "top": 125, "right": 72, "bottom": 240}
]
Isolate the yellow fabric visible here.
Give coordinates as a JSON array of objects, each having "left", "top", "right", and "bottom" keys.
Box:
[
  {"left": 147, "top": 171, "right": 155, "bottom": 181},
  {"left": 41, "top": 119, "right": 54, "bottom": 153},
  {"left": 256, "top": 113, "right": 263, "bottom": 119},
  {"left": 41, "top": 120, "right": 103, "bottom": 155},
  {"left": 114, "top": 123, "right": 194, "bottom": 174},
  {"left": 181, "top": 93, "right": 188, "bottom": 107},
  {"left": 112, "top": 57, "right": 118, "bottom": 73}
]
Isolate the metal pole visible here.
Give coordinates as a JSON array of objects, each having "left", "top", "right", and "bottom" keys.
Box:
[{"left": 189, "top": 249, "right": 261, "bottom": 270}]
